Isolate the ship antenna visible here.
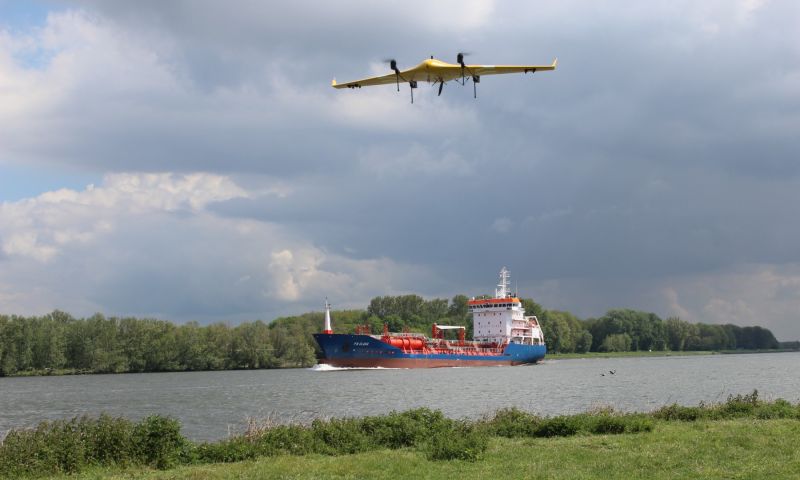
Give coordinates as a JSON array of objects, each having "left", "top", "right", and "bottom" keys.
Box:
[
  {"left": 496, "top": 267, "right": 510, "bottom": 298},
  {"left": 323, "top": 297, "right": 333, "bottom": 334}
]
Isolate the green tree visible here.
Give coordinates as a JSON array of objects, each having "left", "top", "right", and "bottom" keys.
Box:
[
  {"left": 665, "top": 317, "right": 693, "bottom": 351},
  {"left": 520, "top": 298, "right": 544, "bottom": 318},
  {"left": 575, "top": 330, "right": 593, "bottom": 353},
  {"left": 448, "top": 295, "right": 469, "bottom": 318},
  {"left": 600, "top": 333, "right": 632, "bottom": 352},
  {"left": 540, "top": 311, "right": 575, "bottom": 353}
]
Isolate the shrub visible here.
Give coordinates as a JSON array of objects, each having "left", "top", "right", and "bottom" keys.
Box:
[
  {"left": 0, "top": 419, "right": 86, "bottom": 477},
  {"left": 622, "top": 415, "right": 655, "bottom": 433},
  {"left": 311, "top": 418, "right": 372, "bottom": 455},
  {"left": 588, "top": 415, "right": 627, "bottom": 435},
  {"left": 652, "top": 404, "right": 703, "bottom": 422},
  {"left": 256, "top": 424, "right": 317, "bottom": 456},
  {"left": 533, "top": 416, "right": 579, "bottom": 438},
  {"left": 422, "top": 423, "right": 488, "bottom": 462},
  {"left": 712, "top": 390, "right": 760, "bottom": 419},
  {"left": 0, "top": 415, "right": 141, "bottom": 477},
  {"left": 360, "top": 412, "right": 418, "bottom": 449},
  {"left": 132, "top": 415, "right": 186, "bottom": 469},
  {"left": 583, "top": 414, "right": 654, "bottom": 434},
  {"left": 84, "top": 414, "right": 135, "bottom": 465},
  {"left": 485, "top": 407, "right": 541, "bottom": 438},
  {"left": 364, "top": 408, "right": 454, "bottom": 449},
  {"left": 754, "top": 399, "right": 798, "bottom": 420},
  {"left": 194, "top": 437, "right": 259, "bottom": 463}
]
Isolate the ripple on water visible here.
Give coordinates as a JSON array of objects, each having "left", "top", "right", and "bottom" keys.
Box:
[{"left": 1, "top": 352, "right": 799, "bottom": 441}]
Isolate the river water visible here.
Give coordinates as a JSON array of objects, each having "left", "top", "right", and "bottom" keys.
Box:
[{"left": 1, "top": 352, "right": 798, "bottom": 441}]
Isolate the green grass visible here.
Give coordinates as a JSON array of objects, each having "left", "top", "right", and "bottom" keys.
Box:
[
  {"left": 5, "top": 392, "right": 799, "bottom": 479},
  {"left": 52, "top": 419, "right": 800, "bottom": 480}
]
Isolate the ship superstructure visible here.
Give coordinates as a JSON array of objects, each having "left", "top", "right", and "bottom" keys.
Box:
[
  {"left": 313, "top": 268, "right": 546, "bottom": 368},
  {"left": 469, "top": 267, "right": 544, "bottom": 346}
]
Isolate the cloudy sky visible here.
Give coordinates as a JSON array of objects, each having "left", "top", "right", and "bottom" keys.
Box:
[{"left": 1, "top": 0, "right": 799, "bottom": 339}]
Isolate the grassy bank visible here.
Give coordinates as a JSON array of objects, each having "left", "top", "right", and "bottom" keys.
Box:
[
  {"left": 65, "top": 419, "right": 800, "bottom": 479},
  {"left": 547, "top": 348, "right": 799, "bottom": 360},
  {"left": 2, "top": 392, "right": 799, "bottom": 479}
]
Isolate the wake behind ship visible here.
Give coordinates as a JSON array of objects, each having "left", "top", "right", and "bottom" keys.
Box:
[{"left": 313, "top": 268, "right": 546, "bottom": 368}]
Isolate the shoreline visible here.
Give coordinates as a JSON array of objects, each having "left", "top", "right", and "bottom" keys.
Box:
[
  {"left": 3, "top": 392, "right": 798, "bottom": 480},
  {"left": 3, "top": 348, "right": 798, "bottom": 377},
  {"left": 548, "top": 348, "right": 799, "bottom": 360}
]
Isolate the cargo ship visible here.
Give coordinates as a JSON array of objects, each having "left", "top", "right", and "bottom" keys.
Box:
[{"left": 313, "top": 268, "right": 546, "bottom": 368}]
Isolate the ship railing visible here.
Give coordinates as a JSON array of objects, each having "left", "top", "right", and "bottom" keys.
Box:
[
  {"left": 419, "top": 348, "right": 505, "bottom": 355},
  {"left": 414, "top": 343, "right": 505, "bottom": 355}
]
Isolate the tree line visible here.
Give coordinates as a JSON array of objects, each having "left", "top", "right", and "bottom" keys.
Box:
[
  {"left": 0, "top": 294, "right": 786, "bottom": 375},
  {"left": 362, "top": 295, "right": 781, "bottom": 354},
  {"left": 0, "top": 311, "right": 326, "bottom": 376}
]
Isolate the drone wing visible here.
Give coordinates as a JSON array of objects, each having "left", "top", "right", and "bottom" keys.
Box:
[
  {"left": 330, "top": 58, "right": 557, "bottom": 92},
  {"left": 469, "top": 58, "right": 558, "bottom": 77},
  {"left": 332, "top": 73, "right": 398, "bottom": 89},
  {"left": 332, "top": 63, "right": 428, "bottom": 88}
]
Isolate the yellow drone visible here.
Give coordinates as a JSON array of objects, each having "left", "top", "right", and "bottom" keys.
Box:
[{"left": 332, "top": 53, "right": 557, "bottom": 103}]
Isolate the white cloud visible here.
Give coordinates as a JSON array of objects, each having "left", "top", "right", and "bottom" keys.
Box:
[
  {"left": 702, "top": 297, "right": 756, "bottom": 326},
  {"left": 2, "top": 0, "right": 799, "bottom": 342},
  {"left": 0, "top": 172, "right": 432, "bottom": 320},
  {"left": 1, "top": 8, "right": 487, "bottom": 174},
  {"left": 662, "top": 287, "right": 691, "bottom": 319},
  {"left": 0, "top": 172, "right": 248, "bottom": 263},
  {"left": 659, "top": 265, "right": 800, "bottom": 339}
]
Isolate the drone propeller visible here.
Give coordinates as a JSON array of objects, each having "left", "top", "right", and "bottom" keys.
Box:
[
  {"left": 384, "top": 59, "right": 418, "bottom": 103},
  {"left": 456, "top": 52, "right": 478, "bottom": 98},
  {"left": 432, "top": 79, "right": 445, "bottom": 96},
  {"left": 457, "top": 52, "right": 472, "bottom": 85},
  {"left": 384, "top": 58, "right": 401, "bottom": 92}
]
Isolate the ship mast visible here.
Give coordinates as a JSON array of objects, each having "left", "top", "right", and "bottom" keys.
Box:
[
  {"left": 323, "top": 298, "right": 333, "bottom": 334},
  {"left": 495, "top": 267, "right": 511, "bottom": 298}
]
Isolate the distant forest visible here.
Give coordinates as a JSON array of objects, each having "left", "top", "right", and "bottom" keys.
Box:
[{"left": 0, "top": 294, "right": 789, "bottom": 376}]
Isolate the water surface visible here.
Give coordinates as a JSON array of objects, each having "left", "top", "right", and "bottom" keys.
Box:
[{"left": 1, "top": 352, "right": 798, "bottom": 441}]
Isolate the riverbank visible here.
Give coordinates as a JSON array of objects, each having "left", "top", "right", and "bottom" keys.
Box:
[
  {"left": 546, "top": 350, "right": 716, "bottom": 360},
  {"left": 3, "top": 392, "right": 799, "bottom": 479},
  {"left": 546, "top": 348, "right": 799, "bottom": 360},
  {"left": 7, "top": 348, "right": 798, "bottom": 377},
  {"left": 37, "top": 419, "right": 800, "bottom": 480}
]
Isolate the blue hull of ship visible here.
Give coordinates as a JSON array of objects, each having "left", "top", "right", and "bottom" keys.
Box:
[{"left": 313, "top": 333, "right": 546, "bottom": 368}]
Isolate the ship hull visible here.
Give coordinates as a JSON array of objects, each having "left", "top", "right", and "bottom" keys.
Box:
[{"left": 313, "top": 333, "right": 546, "bottom": 368}]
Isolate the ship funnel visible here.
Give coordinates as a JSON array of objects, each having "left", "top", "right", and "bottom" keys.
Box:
[{"left": 323, "top": 298, "right": 333, "bottom": 334}]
